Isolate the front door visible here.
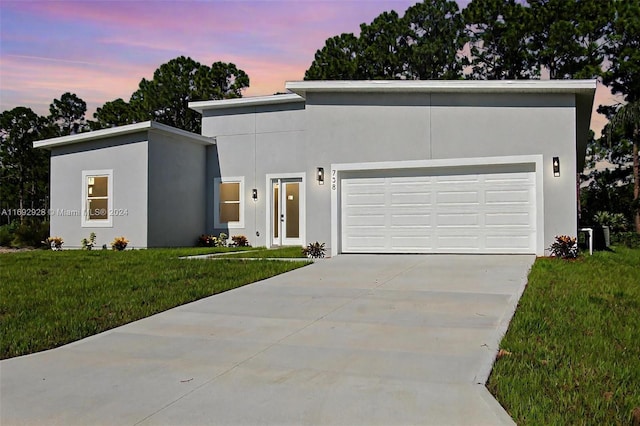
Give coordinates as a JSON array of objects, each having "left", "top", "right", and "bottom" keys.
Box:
[{"left": 272, "top": 178, "right": 302, "bottom": 246}]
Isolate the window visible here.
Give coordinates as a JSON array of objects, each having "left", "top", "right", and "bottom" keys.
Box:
[
  {"left": 214, "top": 177, "right": 244, "bottom": 228},
  {"left": 82, "top": 170, "right": 113, "bottom": 227}
]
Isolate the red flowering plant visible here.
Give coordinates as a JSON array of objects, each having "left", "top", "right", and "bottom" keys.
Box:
[{"left": 549, "top": 235, "right": 578, "bottom": 259}]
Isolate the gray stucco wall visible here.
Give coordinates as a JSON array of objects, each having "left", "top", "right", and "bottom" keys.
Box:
[
  {"left": 147, "top": 130, "right": 208, "bottom": 247},
  {"left": 49, "top": 134, "right": 148, "bottom": 249},
  {"left": 201, "top": 91, "right": 579, "bottom": 254},
  {"left": 204, "top": 102, "right": 306, "bottom": 246}
]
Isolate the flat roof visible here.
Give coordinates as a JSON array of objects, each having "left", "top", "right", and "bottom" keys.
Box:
[
  {"left": 286, "top": 79, "right": 598, "bottom": 97},
  {"left": 33, "top": 121, "right": 215, "bottom": 149},
  {"left": 187, "top": 79, "right": 597, "bottom": 112},
  {"left": 189, "top": 93, "right": 304, "bottom": 113}
]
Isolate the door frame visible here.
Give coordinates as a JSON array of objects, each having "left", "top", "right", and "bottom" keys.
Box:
[{"left": 265, "top": 172, "right": 306, "bottom": 248}]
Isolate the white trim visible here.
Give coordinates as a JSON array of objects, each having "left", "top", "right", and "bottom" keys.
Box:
[
  {"left": 190, "top": 93, "right": 304, "bottom": 113},
  {"left": 34, "top": 121, "right": 215, "bottom": 149},
  {"left": 214, "top": 176, "right": 245, "bottom": 229},
  {"left": 81, "top": 169, "right": 113, "bottom": 228},
  {"left": 265, "top": 172, "right": 306, "bottom": 249},
  {"left": 330, "top": 155, "right": 544, "bottom": 257},
  {"left": 287, "top": 79, "right": 597, "bottom": 96}
]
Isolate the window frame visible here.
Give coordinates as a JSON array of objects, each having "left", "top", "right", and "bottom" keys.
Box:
[
  {"left": 214, "top": 177, "right": 244, "bottom": 229},
  {"left": 81, "top": 169, "right": 113, "bottom": 228}
]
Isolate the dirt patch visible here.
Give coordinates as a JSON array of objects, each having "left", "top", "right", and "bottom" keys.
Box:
[{"left": 0, "top": 247, "right": 35, "bottom": 253}]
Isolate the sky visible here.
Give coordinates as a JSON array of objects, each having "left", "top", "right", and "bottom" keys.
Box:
[{"left": 0, "top": 0, "right": 619, "bottom": 134}]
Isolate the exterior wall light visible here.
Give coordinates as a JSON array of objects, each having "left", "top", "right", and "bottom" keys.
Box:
[
  {"left": 317, "top": 167, "right": 325, "bottom": 184},
  {"left": 252, "top": 188, "right": 258, "bottom": 201},
  {"left": 553, "top": 157, "right": 560, "bottom": 177}
]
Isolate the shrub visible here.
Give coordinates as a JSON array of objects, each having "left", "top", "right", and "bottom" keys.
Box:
[
  {"left": 197, "top": 233, "right": 228, "bottom": 247},
  {"left": 45, "top": 236, "right": 64, "bottom": 251},
  {"left": 302, "top": 241, "right": 325, "bottom": 258},
  {"left": 231, "top": 235, "right": 250, "bottom": 247},
  {"left": 549, "top": 235, "right": 578, "bottom": 259},
  {"left": 81, "top": 232, "right": 97, "bottom": 250},
  {"left": 11, "top": 220, "right": 49, "bottom": 247},
  {"left": 111, "top": 236, "right": 128, "bottom": 251},
  {"left": 0, "top": 223, "right": 15, "bottom": 247},
  {"left": 612, "top": 232, "right": 640, "bottom": 249},
  {"left": 593, "top": 211, "right": 628, "bottom": 232},
  {"left": 197, "top": 234, "right": 214, "bottom": 247}
]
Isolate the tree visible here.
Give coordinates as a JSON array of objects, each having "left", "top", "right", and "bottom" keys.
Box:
[
  {"left": 129, "top": 56, "right": 249, "bottom": 133},
  {"left": 402, "top": 0, "right": 468, "bottom": 79},
  {"left": 528, "top": 0, "right": 614, "bottom": 79},
  {"left": 358, "top": 11, "right": 406, "bottom": 79},
  {"left": 603, "top": 0, "right": 640, "bottom": 102},
  {"left": 91, "top": 98, "right": 136, "bottom": 130},
  {"left": 463, "top": 0, "right": 537, "bottom": 79},
  {"left": 204, "top": 62, "right": 250, "bottom": 99},
  {"left": 305, "top": 33, "right": 363, "bottom": 80},
  {"left": 581, "top": 127, "right": 634, "bottom": 228},
  {"left": 48, "top": 92, "right": 87, "bottom": 136},
  {"left": 0, "top": 107, "right": 52, "bottom": 224},
  {"left": 608, "top": 101, "right": 640, "bottom": 233},
  {"left": 305, "top": 0, "right": 467, "bottom": 81}
]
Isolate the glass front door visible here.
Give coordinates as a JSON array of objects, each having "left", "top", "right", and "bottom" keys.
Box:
[{"left": 272, "top": 178, "right": 302, "bottom": 246}]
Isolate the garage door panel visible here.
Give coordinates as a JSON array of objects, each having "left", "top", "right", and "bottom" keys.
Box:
[
  {"left": 485, "top": 212, "right": 532, "bottom": 226},
  {"left": 345, "top": 236, "right": 386, "bottom": 251},
  {"left": 437, "top": 213, "right": 479, "bottom": 227},
  {"left": 436, "top": 191, "right": 480, "bottom": 205},
  {"left": 341, "top": 169, "right": 536, "bottom": 254},
  {"left": 390, "top": 192, "right": 433, "bottom": 205},
  {"left": 484, "top": 176, "right": 533, "bottom": 185},
  {"left": 390, "top": 179, "right": 432, "bottom": 190},
  {"left": 437, "top": 235, "right": 481, "bottom": 250},
  {"left": 485, "top": 189, "right": 530, "bottom": 204},
  {"left": 345, "top": 193, "right": 385, "bottom": 206},
  {"left": 390, "top": 236, "right": 433, "bottom": 251},
  {"left": 435, "top": 175, "right": 480, "bottom": 184},
  {"left": 390, "top": 213, "right": 432, "bottom": 227},
  {"left": 485, "top": 234, "right": 534, "bottom": 250},
  {"left": 344, "top": 214, "right": 385, "bottom": 227}
]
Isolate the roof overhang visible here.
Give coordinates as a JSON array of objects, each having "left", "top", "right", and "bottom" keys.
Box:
[
  {"left": 33, "top": 121, "right": 215, "bottom": 150},
  {"left": 285, "top": 79, "right": 597, "bottom": 97},
  {"left": 189, "top": 93, "right": 304, "bottom": 114}
]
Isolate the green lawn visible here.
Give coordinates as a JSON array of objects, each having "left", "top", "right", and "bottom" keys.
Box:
[
  {"left": 0, "top": 247, "right": 308, "bottom": 359},
  {"left": 218, "top": 246, "right": 307, "bottom": 258},
  {"left": 488, "top": 246, "right": 640, "bottom": 424}
]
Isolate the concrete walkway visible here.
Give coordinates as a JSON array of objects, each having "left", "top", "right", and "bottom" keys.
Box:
[{"left": 1, "top": 254, "right": 533, "bottom": 426}]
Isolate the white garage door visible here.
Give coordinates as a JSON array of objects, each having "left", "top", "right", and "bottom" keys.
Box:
[{"left": 341, "top": 169, "right": 536, "bottom": 254}]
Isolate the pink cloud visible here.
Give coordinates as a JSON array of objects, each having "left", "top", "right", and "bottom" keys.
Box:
[{"left": 0, "top": 55, "right": 150, "bottom": 118}]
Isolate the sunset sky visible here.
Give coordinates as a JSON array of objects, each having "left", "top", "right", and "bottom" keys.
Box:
[{"left": 0, "top": 0, "right": 619, "bottom": 134}]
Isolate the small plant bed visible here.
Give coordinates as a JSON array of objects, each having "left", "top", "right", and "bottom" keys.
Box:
[
  {"left": 0, "top": 248, "right": 307, "bottom": 359},
  {"left": 217, "top": 246, "right": 308, "bottom": 259},
  {"left": 488, "top": 246, "right": 640, "bottom": 424}
]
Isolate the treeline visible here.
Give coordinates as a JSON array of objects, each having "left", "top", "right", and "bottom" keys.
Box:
[{"left": 305, "top": 0, "right": 634, "bottom": 97}]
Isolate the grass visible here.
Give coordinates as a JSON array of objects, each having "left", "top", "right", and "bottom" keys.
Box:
[
  {"left": 0, "top": 247, "right": 308, "bottom": 359},
  {"left": 218, "top": 246, "right": 307, "bottom": 258},
  {"left": 488, "top": 246, "right": 640, "bottom": 425}
]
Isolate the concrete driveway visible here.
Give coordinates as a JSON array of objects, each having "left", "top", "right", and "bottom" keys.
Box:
[{"left": 1, "top": 254, "right": 533, "bottom": 426}]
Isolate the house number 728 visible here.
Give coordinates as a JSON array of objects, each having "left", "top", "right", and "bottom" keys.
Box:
[{"left": 331, "top": 170, "right": 337, "bottom": 190}]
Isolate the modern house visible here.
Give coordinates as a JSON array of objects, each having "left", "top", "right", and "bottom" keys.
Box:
[{"left": 34, "top": 80, "right": 596, "bottom": 256}]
